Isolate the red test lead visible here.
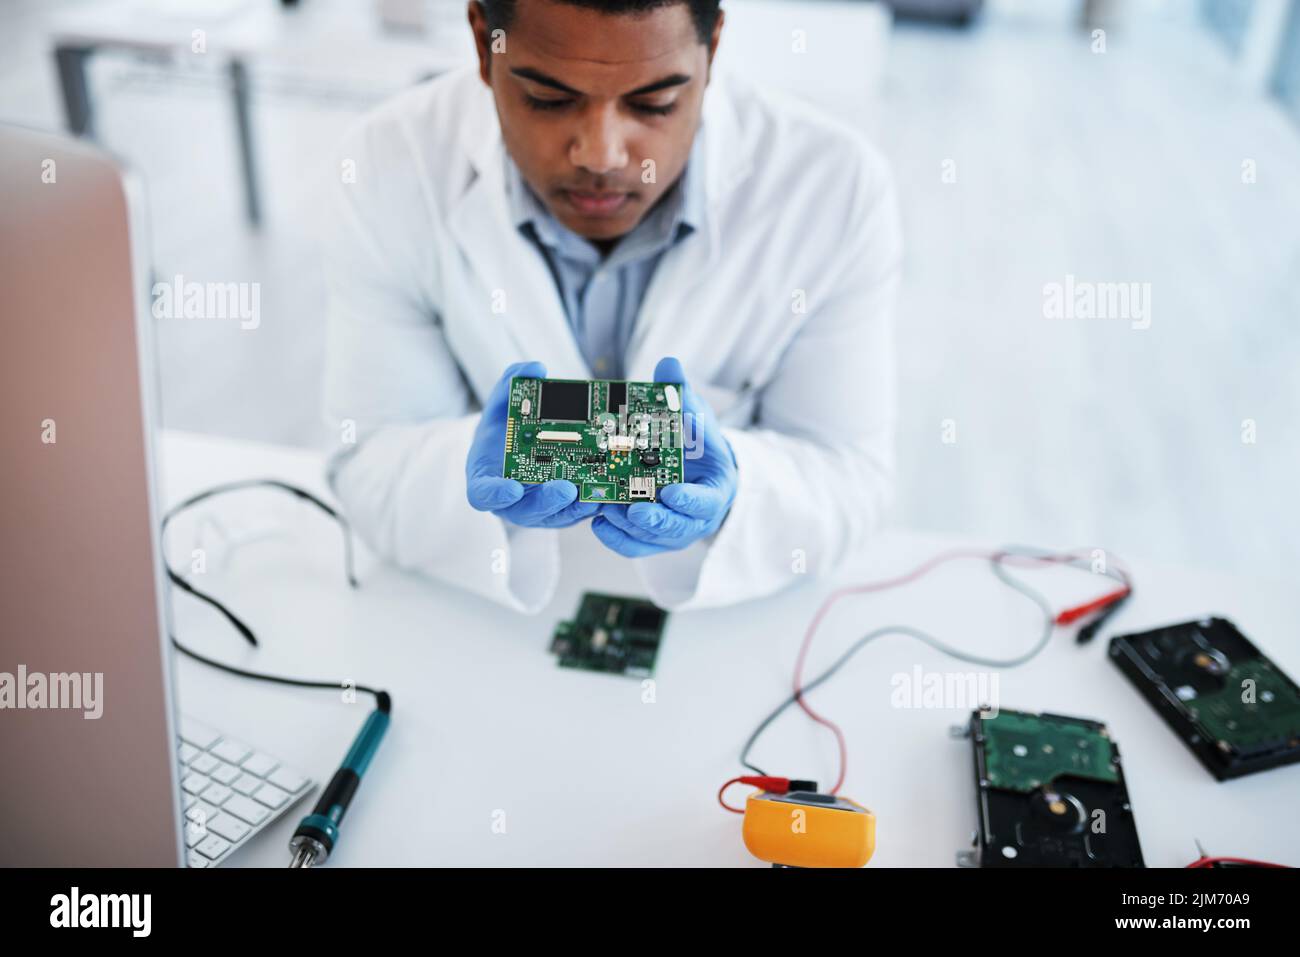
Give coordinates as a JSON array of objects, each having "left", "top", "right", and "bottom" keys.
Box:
[{"left": 1056, "top": 586, "right": 1132, "bottom": 626}]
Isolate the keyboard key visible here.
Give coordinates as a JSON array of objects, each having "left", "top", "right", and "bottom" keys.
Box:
[
  {"left": 201, "top": 783, "right": 232, "bottom": 806},
  {"left": 212, "top": 739, "right": 252, "bottom": 765},
  {"left": 221, "top": 794, "right": 271, "bottom": 827},
  {"left": 190, "top": 753, "right": 220, "bottom": 775},
  {"left": 267, "top": 766, "right": 307, "bottom": 793},
  {"left": 253, "top": 784, "right": 289, "bottom": 809},
  {"left": 241, "top": 752, "right": 278, "bottom": 777},
  {"left": 210, "top": 762, "right": 241, "bottom": 785},
  {"left": 179, "top": 717, "right": 221, "bottom": 750},
  {"left": 178, "top": 720, "right": 315, "bottom": 867},
  {"left": 196, "top": 833, "right": 232, "bottom": 860},
  {"left": 207, "top": 813, "right": 252, "bottom": 844}
]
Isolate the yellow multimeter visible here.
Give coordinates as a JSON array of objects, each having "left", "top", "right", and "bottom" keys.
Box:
[{"left": 742, "top": 789, "right": 876, "bottom": 868}]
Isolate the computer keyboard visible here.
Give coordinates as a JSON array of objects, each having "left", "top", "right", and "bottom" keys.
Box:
[{"left": 177, "top": 714, "right": 314, "bottom": 867}]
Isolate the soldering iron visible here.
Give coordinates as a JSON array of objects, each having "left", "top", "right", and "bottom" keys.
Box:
[
  {"left": 289, "top": 692, "right": 392, "bottom": 868},
  {"left": 160, "top": 479, "right": 394, "bottom": 869}
]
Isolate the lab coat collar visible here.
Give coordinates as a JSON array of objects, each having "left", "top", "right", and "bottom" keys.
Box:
[
  {"left": 504, "top": 134, "right": 703, "bottom": 271},
  {"left": 448, "top": 82, "right": 589, "bottom": 378},
  {"left": 623, "top": 72, "right": 751, "bottom": 378}
]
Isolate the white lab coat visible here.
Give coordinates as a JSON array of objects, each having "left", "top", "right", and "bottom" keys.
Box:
[{"left": 321, "top": 65, "right": 902, "bottom": 613}]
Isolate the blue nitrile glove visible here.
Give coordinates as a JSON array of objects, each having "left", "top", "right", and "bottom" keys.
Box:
[
  {"left": 466, "top": 361, "right": 601, "bottom": 529},
  {"left": 591, "top": 357, "right": 738, "bottom": 557}
]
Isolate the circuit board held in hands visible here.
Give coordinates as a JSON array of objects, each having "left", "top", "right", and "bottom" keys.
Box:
[{"left": 503, "top": 376, "right": 684, "bottom": 504}]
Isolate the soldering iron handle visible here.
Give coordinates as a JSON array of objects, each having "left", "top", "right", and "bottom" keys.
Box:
[
  {"left": 290, "top": 703, "right": 391, "bottom": 864},
  {"left": 311, "top": 768, "right": 361, "bottom": 823},
  {"left": 313, "top": 705, "right": 391, "bottom": 821}
]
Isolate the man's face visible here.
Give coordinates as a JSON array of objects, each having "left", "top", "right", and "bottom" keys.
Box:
[{"left": 470, "top": 0, "right": 721, "bottom": 243}]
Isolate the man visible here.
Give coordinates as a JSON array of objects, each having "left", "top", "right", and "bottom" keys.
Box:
[{"left": 322, "top": 0, "right": 901, "bottom": 612}]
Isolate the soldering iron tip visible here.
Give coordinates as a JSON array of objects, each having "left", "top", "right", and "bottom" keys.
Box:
[{"left": 289, "top": 845, "right": 316, "bottom": 869}]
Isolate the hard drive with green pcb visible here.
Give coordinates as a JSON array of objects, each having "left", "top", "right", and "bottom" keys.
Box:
[
  {"left": 504, "top": 376, "right": 684, "bottom": 503},
  {"left": 960, "top": 708, "right": 1144, "bottom": 867},
  {"left": 549, "top": 592, "right": 668, "bottom": 678},
  {"left": 1109, "top": 617, "right": 1300, "bottom": 780}
]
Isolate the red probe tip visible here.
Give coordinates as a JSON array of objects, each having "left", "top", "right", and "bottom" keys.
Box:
[{"left": 1055, "top": 587, "right": 1130, "bottom": 626}]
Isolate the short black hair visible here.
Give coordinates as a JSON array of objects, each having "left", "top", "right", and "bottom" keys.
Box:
[{"left": 478, "top": 0, "right": 721, "bottom": 45}]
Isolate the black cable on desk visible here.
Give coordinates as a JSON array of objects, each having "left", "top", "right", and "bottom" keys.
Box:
[
  {"left": 739, "top": 547, "right": 1127, "bottom": 777},
  {"left": 163, "top": 479, "right": 388, "bottom": 709}
]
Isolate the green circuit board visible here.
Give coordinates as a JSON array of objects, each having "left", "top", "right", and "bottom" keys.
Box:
[
  {"left": 503, "top": 376, "right": 684, "bottom": 503},
  {"left": 1188, "top": 659, "right": 1300, "bottom": 753},
  {"left": 549, "top": 592, "right": 669, "bottom": 678},
  {"left": 1108, "top": 618, "right": 1300, "bottom": 778},
  {"left": 981, "top": 710, "right": 1119, "bottom": 792}
]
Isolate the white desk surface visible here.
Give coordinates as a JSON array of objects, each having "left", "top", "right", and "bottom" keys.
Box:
[{"left": 159, "top": 430, "right": 1300, "bottom": 867}]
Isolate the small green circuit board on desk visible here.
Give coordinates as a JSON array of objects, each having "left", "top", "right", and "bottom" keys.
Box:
[
  {"left": 550, "top": 592, "right": 668, "bottom": 678},
  {"left": 504, "top": 376, "right": 684, "bottom": 503}
]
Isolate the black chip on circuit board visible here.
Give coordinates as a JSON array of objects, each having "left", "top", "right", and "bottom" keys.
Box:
[
  {"left": 538, "top": 379, "right": 591, "bottom": 422},
  {"left": 607, "top": 380, "right": 627, "bottom": 414}
]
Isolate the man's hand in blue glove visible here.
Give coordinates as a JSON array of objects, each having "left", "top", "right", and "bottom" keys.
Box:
[
  {"left": 592, "top": 357, "right": 738, "bottom": 557},
  {"left": 466, "top": 361, "right": 601, "bottom": 528}
]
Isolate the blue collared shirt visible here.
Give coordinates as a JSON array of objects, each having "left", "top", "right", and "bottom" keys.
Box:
[{"left": 505, "top": 142, "right": 705, "bottom": 379}]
